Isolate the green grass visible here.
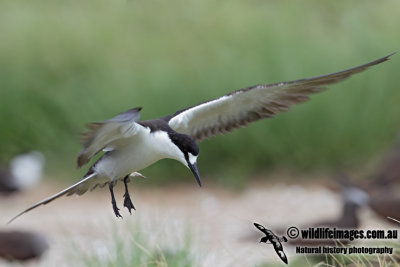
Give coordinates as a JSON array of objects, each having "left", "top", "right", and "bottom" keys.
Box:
[
  {"left": 64, "top": 224, "right": 400, "bottom": 267},
  {"left": 65, "top": 222, "right": 195, "bottom": 267},
  {"left": 1, "top": 0, "right": 400, "bottom": 184}
]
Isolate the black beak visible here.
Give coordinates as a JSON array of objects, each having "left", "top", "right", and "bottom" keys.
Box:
[{"left": 188, "top": 162, "right": 202, "bottom": 187}]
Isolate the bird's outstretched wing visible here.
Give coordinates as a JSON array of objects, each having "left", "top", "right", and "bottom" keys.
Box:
[
  {"left": 168, "top": 52, "right": 396, "bottom": 141},
  {"left": 77, "top": 107, "right": 142, "bottom": 167},
  {"left": 254, "top": 222, "right": 269, "bottom": 234}
]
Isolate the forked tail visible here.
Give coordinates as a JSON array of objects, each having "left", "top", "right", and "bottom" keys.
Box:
[{"left": 7, "top": 173, "right": 97, "bottom": 224}]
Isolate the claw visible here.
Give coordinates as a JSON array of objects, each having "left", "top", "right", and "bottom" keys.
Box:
[
  {"left": 123, "top": 192, "right": 135, "bottom": 214},
  {"left": 109, "top": 181, "right": 122, "bottom": 218},
  {"left": 123, "top": 176, "right": 136, "bottom": 214},
  {"left": 112, "top": 202, "right": 123, "bottom": 218}
]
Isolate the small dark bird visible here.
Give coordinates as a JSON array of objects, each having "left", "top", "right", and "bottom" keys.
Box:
[
  {"left": 368, "top": 190, "right": 400, "bottom": 223},
  {"left": 287, "top": 182, "right": 369, "bottom": 247},
  {"left": 338, "top": 172, "right": 400, "bottom": 224},
  {"left": 370, "top": 135, "right": 400, "bottom": 186},
  {"left": 8, "top": 52, "right": 396, "bottom": 223},
  {"left": 254, "top": 223, "right": 288, "bottom": 264},
  {"left": 342, "top": 177, "right": 400, "bottom": 224},
  {"left": 0, "top": 168, "right": 18, "bottom": 194},
  {"left": 0, "top": 230, "right": 48, "bottom": 261}
]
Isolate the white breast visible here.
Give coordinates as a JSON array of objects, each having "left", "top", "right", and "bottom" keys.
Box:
[{"left": 93, "top": 126, "right": 184, "bottom": 180}]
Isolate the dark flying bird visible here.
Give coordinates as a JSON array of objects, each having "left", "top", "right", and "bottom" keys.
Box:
[
  {"left": 8, "top": 52, "right": 396, "bottom": 224},
  {"left": 254, "top": 223, "right": 288, "bottom": 264}
]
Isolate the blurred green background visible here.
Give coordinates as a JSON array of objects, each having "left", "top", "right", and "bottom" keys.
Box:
[{"left": 1, "top": 0, "right": 399, "bottom": 185}]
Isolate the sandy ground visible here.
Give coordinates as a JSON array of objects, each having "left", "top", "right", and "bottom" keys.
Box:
[{"left": 0, "top": 174, "right": 396, "bottom": 267}]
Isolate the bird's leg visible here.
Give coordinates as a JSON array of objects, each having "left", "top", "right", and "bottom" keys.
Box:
[
  {"left": 123, "top": 175, "right": 135, "bottom": 214},
  {"left": 109, "top": 181, "right": 122, "bottom": 218}
]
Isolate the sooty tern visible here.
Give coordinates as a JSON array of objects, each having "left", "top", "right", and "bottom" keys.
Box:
[
  {"left": 0, "top": 230, "right": 48, "bottom": 261},
  {"left": 7, "top": 52, "right": 396, "bottom": 224}
]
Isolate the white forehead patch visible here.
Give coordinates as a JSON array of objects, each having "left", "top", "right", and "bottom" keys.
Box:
[{"left": 188, "top": 153, "right": 198, "bottom": 165}]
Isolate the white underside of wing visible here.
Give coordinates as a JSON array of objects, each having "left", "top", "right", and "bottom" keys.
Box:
[
  {"left": 168, "top": 52, "right": 394, "bottom": 141},
  {"left": 170, "top": 95, "right": 232, "bottom": 130},
  {"left": 168, "top": 86, "right": 284, "bottom": 139},
  {"left": 168, "top": 95, "right": 236, "bottom": 134}
]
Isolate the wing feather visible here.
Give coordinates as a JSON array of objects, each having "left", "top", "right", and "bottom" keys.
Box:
[
  {"left": 77, "top": 107, "right": 142, "bottom": 167},
  {"left": 168, "top": 52, "right": 395, "bottom": 141}
]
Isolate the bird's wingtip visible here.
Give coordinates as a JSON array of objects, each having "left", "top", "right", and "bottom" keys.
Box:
[{"left": 379, "top": 50, "right": 399, "bottom": 62}]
